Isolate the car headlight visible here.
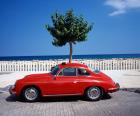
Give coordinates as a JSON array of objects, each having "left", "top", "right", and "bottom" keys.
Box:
[{"left": 11, "top": 85, "right": 15, "bottom": 89}]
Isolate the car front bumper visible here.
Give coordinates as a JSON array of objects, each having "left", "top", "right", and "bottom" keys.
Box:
[
  {"left": 9, "top": 85, "right": 16, "bottom": 95},
  {"left": 108, "top": 83, "right": 120, "bottom": 93}
]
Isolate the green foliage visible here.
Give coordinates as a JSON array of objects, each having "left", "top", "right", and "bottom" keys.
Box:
[{"left": 46, "top": 10, "right": 93, "bottom": 47}]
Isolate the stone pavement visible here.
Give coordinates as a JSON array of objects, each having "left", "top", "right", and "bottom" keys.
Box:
[{"left": 0, "top": 91, "right": 140, "bottom": 116}]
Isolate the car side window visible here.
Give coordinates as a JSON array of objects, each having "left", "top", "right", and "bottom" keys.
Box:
[
  {"left": 59, "top": 68, "right": 76, "bottom": 76},
  {"left": 77, "top": 68, "right": 90, "bottom": 76}
]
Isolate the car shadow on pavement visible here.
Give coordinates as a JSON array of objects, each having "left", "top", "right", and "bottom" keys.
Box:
[
  {"left": 40, "top": 94, "right": 112, "bottom": 102},
  {"left": 102, "top": 93, "right": 112, "bottom": 100},
  {"left": 6, "top": 94, "right": 112, "bottom": 103},
  {"left": 41, "top": 96, "right": 85, "bottom": 102},
  {"left": 6, "top": 94, "right": 18, "bottom": 102}
]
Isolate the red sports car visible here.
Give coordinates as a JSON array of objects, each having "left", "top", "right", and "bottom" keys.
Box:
[{"left": 9, "top": 63, "right": 119, "bottom": 102}]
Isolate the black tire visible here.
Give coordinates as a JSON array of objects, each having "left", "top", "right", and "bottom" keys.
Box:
[
  {"left": 22, "top": 87, "right": 40, "bottom": 102},
  {"left": 85, "top": 86, "right": 102, "bottom": 101}
]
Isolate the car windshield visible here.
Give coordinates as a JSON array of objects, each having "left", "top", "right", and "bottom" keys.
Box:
[{"left": 50, "top": 65, "right": 59, "bottom": 75}]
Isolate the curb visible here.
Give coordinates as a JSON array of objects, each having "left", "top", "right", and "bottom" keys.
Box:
[{"left": 121, "top": 88, "right": 140, "bottom": 94}]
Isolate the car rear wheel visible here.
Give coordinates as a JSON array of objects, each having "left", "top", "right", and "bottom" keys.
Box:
[
  {"left": 22, "top": 87, "right": 40, "bottom": 102},
  {"left": 86, "top": 87, "right": 102, "bottom": 101}
]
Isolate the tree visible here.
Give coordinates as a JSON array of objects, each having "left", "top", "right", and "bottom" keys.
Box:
[{"left": 46, "top": 10, "right": 93, "bottom": 63}]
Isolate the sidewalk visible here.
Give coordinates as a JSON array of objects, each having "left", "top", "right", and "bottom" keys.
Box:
[
  {"left": 102, "top": 70, "right": 140, "bottom": 88},
  {"left": 0, "top": 71, "right": 45, "bottom": 88}
]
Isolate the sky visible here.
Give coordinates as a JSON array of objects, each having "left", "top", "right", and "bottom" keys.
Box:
[{"left": 0, "top": 0, "right": 140, "bottom": 56}]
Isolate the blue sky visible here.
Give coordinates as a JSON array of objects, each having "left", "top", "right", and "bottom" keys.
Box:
[{"left": 0, "top": 0, "right": 140, "bottom": 56}]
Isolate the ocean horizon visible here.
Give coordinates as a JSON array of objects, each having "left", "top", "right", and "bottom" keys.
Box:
[{"left": 0, "top": 54, "right": 140, "bottom": 61}]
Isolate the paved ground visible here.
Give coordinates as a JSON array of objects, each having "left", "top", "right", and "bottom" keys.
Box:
[{"left": 0, "top": 90, "right": 140, "bottom": 116}]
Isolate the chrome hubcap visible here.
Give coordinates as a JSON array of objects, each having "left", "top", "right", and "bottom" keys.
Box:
[
  {"left": 25, "top": 88, "right": 38, "bottom": 101},
  {"left": 88, "top": 87, "right": 101, "bottom": 100}
]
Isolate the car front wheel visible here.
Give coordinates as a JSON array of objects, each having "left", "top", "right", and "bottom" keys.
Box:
[
  {"left": 22, "top": 87, "right": 40, "bottom": 102},
  {"left": 86, "top": 87, "right": 102, "bottom": 101}
]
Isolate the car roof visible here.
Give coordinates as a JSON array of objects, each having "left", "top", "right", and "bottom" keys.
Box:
[{"left": 58, "top": 62, "right": 88, "bottom": 69}]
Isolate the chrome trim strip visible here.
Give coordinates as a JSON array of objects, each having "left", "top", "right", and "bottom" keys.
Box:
[{"left": 43, "top": 93, "right": 82, "bottom": 97}]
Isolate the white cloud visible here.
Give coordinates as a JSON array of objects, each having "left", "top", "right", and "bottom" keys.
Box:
[{"left": 105, "top": 0, "right": 140, "bottom": 16}]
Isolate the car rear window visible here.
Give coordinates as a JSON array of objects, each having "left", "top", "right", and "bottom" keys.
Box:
[{"left": 77, "top": 68, "right": 90, "bottom": 76}]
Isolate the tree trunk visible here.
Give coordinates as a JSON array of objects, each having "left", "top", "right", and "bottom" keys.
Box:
[{"left": 69, "top": 42, "right": 73, "bottom": 63}]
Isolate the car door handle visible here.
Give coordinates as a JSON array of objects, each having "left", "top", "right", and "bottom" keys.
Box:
[{"left": 73, "top": 81, "right": 78, "bottom": 84}]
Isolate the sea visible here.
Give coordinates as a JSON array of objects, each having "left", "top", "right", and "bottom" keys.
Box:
[{"left": 0, "top": 54, "right": 140, "bottom": 61}]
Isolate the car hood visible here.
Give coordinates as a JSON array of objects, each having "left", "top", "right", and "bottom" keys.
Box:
[{"left": 23, "top": 73, "right": 52, "bottom": 80}]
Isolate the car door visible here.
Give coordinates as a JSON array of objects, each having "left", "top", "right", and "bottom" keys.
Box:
[
  {"left": 77, "top": 68, "right": 93, "bottom": 92},
  {"left": 45, "top": 68, "right": 80, "bottom": 95}
]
